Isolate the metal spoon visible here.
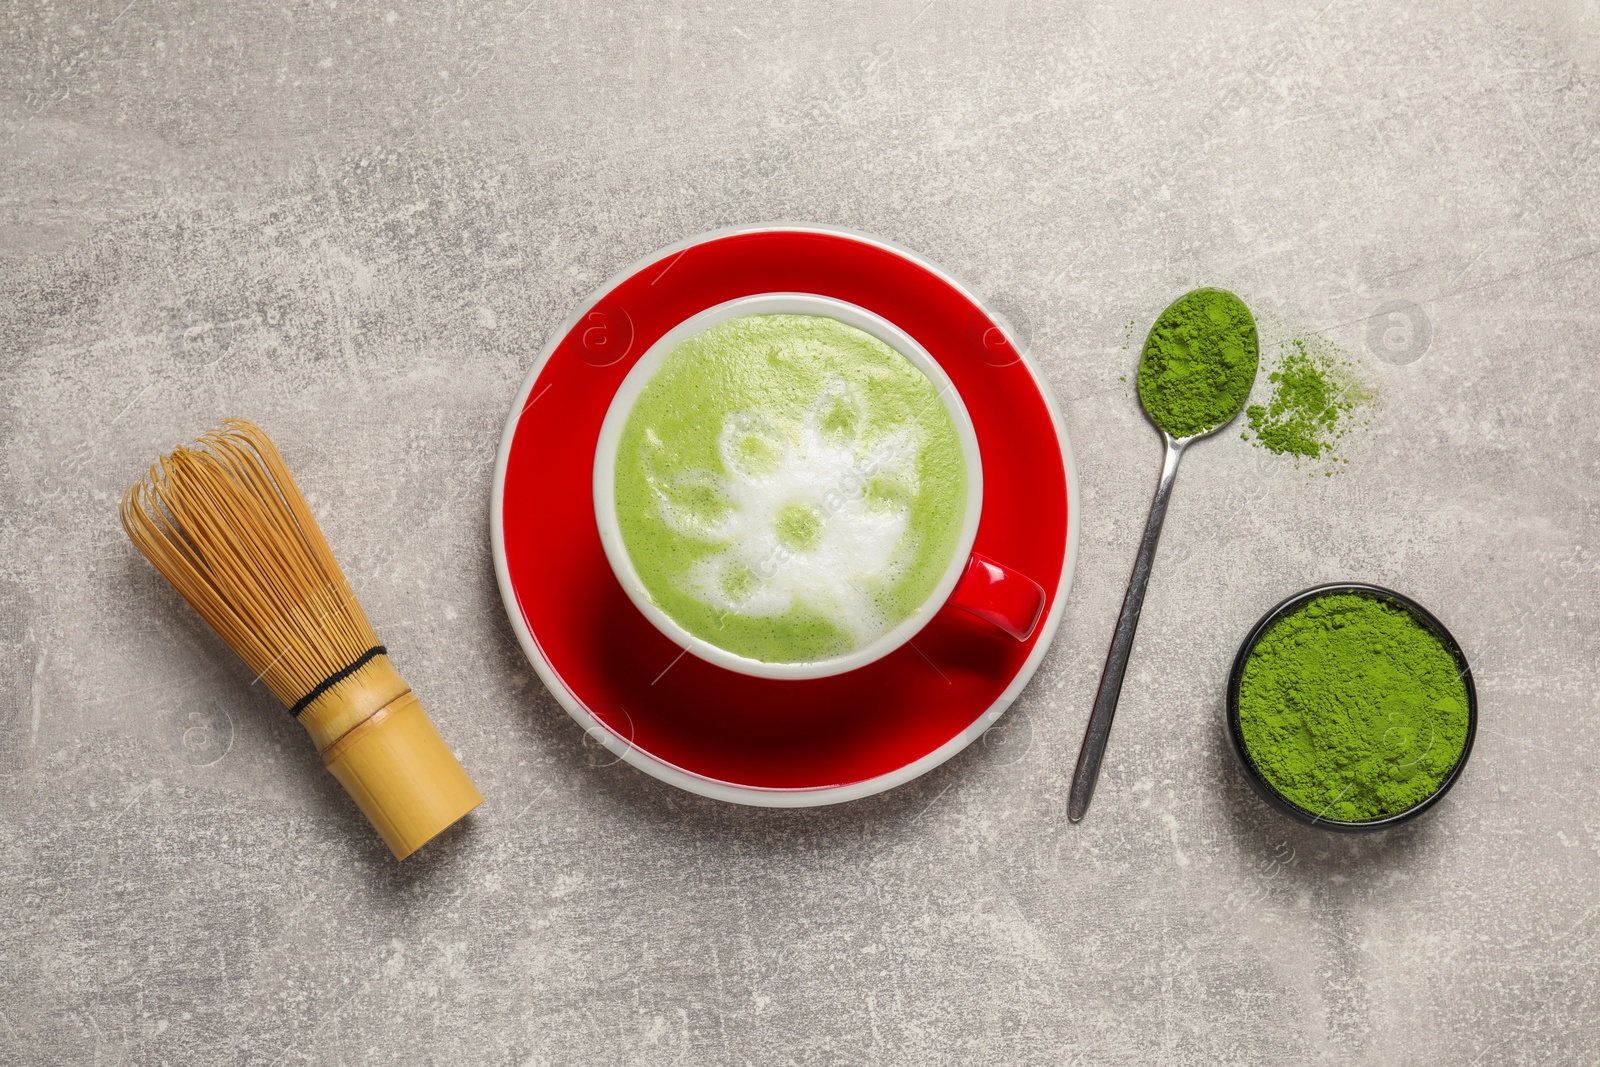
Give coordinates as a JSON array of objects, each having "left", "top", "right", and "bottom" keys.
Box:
[{"left": 1067, "top": 289, "right": 1258, "bottom": 823}]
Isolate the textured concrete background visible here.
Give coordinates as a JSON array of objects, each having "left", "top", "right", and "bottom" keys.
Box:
[{"left": 3, "top": 0, "right": 1599, "bottom": 1063}]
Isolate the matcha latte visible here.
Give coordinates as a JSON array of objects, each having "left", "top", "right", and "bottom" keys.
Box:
[{"left": 607, "top": 311, "right": 971, "bottom": 666}]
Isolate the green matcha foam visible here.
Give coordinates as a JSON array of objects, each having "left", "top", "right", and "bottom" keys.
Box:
[{"left": 613, "top": 313, "right": 968, "bottom": 664}]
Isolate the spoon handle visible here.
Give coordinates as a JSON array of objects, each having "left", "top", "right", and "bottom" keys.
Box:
[{"left": 1068, "top": 434, "right": 1187, "bottom": 822}]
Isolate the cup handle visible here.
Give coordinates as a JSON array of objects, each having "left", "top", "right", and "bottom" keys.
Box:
[{"left": 945, "top": 553, "right": 1047, "bottom": 641}]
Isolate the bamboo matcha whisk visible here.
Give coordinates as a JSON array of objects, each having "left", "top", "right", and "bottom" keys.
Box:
[{"left": 121, "top": 418, "right": 481, "bottom": 860}]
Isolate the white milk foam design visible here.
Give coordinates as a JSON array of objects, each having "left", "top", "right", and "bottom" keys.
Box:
[{"left": 648, "top": 378, "right": 920, "bottom": 647}]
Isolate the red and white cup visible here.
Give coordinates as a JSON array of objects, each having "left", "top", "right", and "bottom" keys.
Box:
[{"left": 592, "top": 292, "right": 1045, "bottom": 680}]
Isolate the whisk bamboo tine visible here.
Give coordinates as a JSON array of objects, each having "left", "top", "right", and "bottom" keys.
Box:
[{"left": 122, "top": 419, "right": 481, "bottom": 859}]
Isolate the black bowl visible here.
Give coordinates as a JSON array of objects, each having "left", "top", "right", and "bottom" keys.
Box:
[{"left": 1225, "top": 582, "right": 1477, "bottom": 832}]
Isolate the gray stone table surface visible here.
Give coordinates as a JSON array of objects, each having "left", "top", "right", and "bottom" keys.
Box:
[{"left": 3, "top": 0, "right": 1598, "bottom": 1063}]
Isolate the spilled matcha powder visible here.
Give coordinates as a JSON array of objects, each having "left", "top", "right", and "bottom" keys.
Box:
[
  {"left": 1137, "top": 288, "right": 1259, "bottom": 438},
  {"left": 1244, "top": 332, "right": 1371, "bottom": 467},
  {"left": 1236, "top": 592, "right": 1471, "bottom": 823}
]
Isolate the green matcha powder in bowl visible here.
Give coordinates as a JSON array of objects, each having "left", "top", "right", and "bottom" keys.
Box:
[{"left": 1225, "top": 583, "right": 1477, "bottom": 830}]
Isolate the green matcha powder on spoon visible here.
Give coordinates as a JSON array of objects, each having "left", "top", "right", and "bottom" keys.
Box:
[{"left": 1068, "top": 287, "right": 1259, "bottom": 822}]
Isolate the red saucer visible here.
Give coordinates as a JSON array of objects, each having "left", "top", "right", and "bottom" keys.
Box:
[{"left": 491, "top": 226, "right": 1079, "bottom": 804}]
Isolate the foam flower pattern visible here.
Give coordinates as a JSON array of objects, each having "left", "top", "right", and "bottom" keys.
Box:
[{"left": 648, "top": 378, "right": 921, "bottom": 647}]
